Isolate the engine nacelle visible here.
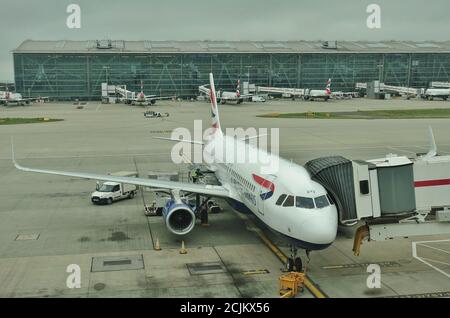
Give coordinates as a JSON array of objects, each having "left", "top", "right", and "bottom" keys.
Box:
[{"left": 162, "top": 199, "right": 196, "bottom": 235}]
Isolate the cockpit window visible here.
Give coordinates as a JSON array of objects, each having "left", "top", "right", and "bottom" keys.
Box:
[
  {"left": 276, "top": 194, "right": 287, "bottom": 206},
  {"left": 314, "top": 195, "right": 330, "bottom": 208},
  {"left": 283, "top": 195, "right": 295, "bottom": 207},
  {"left": 326, "top": 194, "right": 335, "bottom": 205},
  {"left": 296, "top": 196, "right": 315, "bottom": 209}
]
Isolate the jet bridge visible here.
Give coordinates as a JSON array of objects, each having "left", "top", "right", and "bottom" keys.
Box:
[
  {"left": 101, "top": 82, "right": 135, "bottom": 103},
  {"left": 356, "top": 81, "right": 419, "bottom": 98},
  {"left": 257, "top": 86, "right": 306, "bottom": 98},
  {"left": 305, "top": 130, "right": 450, "bottom": 254},
  {"left": 430, "top": 82, "right": 450, "bottom": 88}
]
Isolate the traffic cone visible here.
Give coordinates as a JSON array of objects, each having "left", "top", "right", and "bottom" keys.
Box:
[
  {"left": 154, "top": 237, "right": 161, "bottom": 251},
  {"left": 179, "top": 240, "right": 187, "bottom": 254}
]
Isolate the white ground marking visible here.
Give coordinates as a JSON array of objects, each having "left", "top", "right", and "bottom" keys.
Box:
[{"left": 412, "top": 239, "right": 450, "bottom": 279}]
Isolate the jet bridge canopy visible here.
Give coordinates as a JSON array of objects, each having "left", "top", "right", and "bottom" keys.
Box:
[{"left": 305, "top": 156, "right": 358, "bottom": 225}]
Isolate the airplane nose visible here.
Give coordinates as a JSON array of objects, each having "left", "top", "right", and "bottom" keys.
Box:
[{"left": 301, "top": 207, "right": 338, "bottom": 244}]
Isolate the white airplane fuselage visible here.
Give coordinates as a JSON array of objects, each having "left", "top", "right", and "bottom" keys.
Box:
[
  {"left": 424, "top": 88, "right": 450, "bottom": 100},
  {"left": 1, "top": 92, "right": 26, "bottom": 104},
  {"left": 132, "top": 92, "right": 156, "bottom": 105},
  {"left": 308, "top": 89, "right": 331, "bottom": 100},
  {"left": 203, "top": 132, "right": 338, "bottom": 250}
]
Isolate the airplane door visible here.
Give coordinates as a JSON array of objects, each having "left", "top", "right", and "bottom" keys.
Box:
[{"left": 255, "top": 174, "right": 276, "bottom": 216}]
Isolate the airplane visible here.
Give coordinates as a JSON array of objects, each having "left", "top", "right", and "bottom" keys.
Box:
[
  {"left": 420, "top": 87, "right": 450, "bottom": 101},
  {"left": 257, "top": 78, "right": 332, "bottom": 101},
  {"left": 304, "top": 79, "right": 332, "bottom": 101},
  {"left": 0, "top": 86, "right": 48, "bottom": 106},
  {"left": 124, "top": 81, "right": 174, "bottom": 106},
  {"left": 11, "top": 73, "right": 338, "bottom": 272},
  {"left": 199, "top": 79, "right": 253, "bottom": 104}
]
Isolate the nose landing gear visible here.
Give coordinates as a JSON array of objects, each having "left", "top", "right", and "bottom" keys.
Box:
[{"left": 286, "top": 245, "right": 303, "bottom": 272}]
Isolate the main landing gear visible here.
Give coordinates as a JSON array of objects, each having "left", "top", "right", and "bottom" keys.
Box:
[{"left": 286, "top": 246, "right": 311, "bottom": 272}]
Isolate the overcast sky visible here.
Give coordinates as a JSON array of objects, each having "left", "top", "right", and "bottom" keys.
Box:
[{"left": 1, "top": 0, "right": 449, "bottom": 81}]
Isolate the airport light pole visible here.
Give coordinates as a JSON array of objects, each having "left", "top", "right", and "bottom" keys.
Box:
[
  {"left": 246, "top": 66, "right": 251, "bottom": 83},
  {"left": 103, "top": 66, "right": 110, "bottom": 84}
]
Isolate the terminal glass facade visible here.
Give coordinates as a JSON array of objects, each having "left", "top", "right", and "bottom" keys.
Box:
[{"left": 13, "top": 52, "right": 450, "bottom": 100}]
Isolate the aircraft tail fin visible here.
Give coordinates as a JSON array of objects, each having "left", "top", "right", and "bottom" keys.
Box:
[
  {"left": 424, "top": 126, "right": 437, "bottom": 159},
  {"left": 209, "top": 73, "right": 222, "bottom": 135},
  {"left": 325, "top": 78, "right": 332, "bottom": 94},
  {"left": 236, "top": 79, "right": 241, "bottom": 97}
]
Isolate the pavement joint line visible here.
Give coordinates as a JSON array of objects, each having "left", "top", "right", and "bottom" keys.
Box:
[
  {"left": 235, "top": 211, "right": 328, "bottom": 298},
  {"left": 384, "top": 291, "right": 450, "bottom": 298},
  {"left": 132, "top": 156, "right": 156, "bottom": 251},
  {"left": 212, "top": 246, "right": 244, "bottom": 298}
]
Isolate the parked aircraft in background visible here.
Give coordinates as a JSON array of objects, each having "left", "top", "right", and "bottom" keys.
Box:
[
  {"left": 257, "top": 79, "right": 332, "bottom": 101},
  {"left": 124, "top": 81, "right": 174, "bottom": 106},
  {"left": 420, "top": 87, "right": 450, "bottom": 101},
  {"left": 306, "top": 79, "right": 332, "bottom": 100},
  {"left": 0, "top": 87, "right": 48, "bottom": 106},
  {"left": 199, "top": 79, "right": 253, "bottom": 104}
]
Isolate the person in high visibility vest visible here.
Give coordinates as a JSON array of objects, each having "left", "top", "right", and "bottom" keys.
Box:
[
  {"left": 191, "top": 169, "right": 199, "bottom": 183},
  {"left": 191, "top": 168, "right": 203, "bottom": 183}
]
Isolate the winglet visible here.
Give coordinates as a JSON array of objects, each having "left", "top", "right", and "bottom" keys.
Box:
[
  {"left": 11, "top": 136, "right": 17, "bottom": 167},
  {"left": 10, "top": 137, "right": 25, "bottom": 171},
  {"left": 424, "top": 126, "right": 437, "bottom": 159}
]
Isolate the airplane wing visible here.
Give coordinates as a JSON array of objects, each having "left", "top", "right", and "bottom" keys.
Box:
[
  {"left": 11, "top": 147, "right": 229, "bottom": 198},
  {"left": 153, "top": 137, "right": 204, "bottom": 145}
]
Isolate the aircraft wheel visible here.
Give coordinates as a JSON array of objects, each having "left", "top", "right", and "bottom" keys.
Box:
[
  {"left": 286, "top": 258, "right": 294, "bottom": 272},
  {"left": 294, "top": 257, "right": 303, "bottom": 272}
]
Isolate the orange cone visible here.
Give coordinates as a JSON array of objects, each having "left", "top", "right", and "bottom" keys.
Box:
[
  {"left": 154, "top": 237, "right": 161, "bottom": 251},
  {"left": 179, "top": 240, "right": 187, "bottom": 254}
]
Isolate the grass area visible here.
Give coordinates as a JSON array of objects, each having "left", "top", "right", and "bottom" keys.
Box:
[
  {"left": 258, "top": 108, "right": 450, "bottom": 119},
  {"left": 0, "top": 118, "right": 63, "bottom": 125}
]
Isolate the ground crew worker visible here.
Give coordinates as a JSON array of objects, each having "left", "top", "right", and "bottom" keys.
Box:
[{"left": 191, "top": 169, "right": 199, "bottom": 183}]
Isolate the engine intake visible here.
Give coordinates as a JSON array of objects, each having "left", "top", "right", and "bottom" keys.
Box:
[{"left": 162, "top": 199, "right": 196, "bottom": 235}]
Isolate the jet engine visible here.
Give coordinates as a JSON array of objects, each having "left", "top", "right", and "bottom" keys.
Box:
[{"left": 162, "top": 199, "right": 196, "bottom": 235}]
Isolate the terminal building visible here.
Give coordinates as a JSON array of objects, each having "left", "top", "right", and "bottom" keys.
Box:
[{"left": 12, "top": 40, "right": 450, "bottom": 100}]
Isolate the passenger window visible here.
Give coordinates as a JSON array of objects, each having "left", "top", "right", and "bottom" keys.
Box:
[
  {"left": 296, "top": 196, "right": 315, "bottom": 209},
  {"left": 314, "top": 195, "right": 329, "bottom": 209},
  {"left": 276, "top": 194, "right": 287, "bottom": 206},
  {"left": 113, "top": 185, "right": 120, "bottom": 192},
  {"left": 283, "top": 195, "right": 295, "bottom": 207}
]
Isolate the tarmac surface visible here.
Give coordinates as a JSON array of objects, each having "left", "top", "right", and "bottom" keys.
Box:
[{"left": 0, "top": 97, "right": 449, "bottom": 298}]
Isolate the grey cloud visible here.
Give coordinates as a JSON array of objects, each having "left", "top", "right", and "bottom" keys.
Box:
[{"left": 0, "top": 0, "right": 449, "bottom": 80}]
